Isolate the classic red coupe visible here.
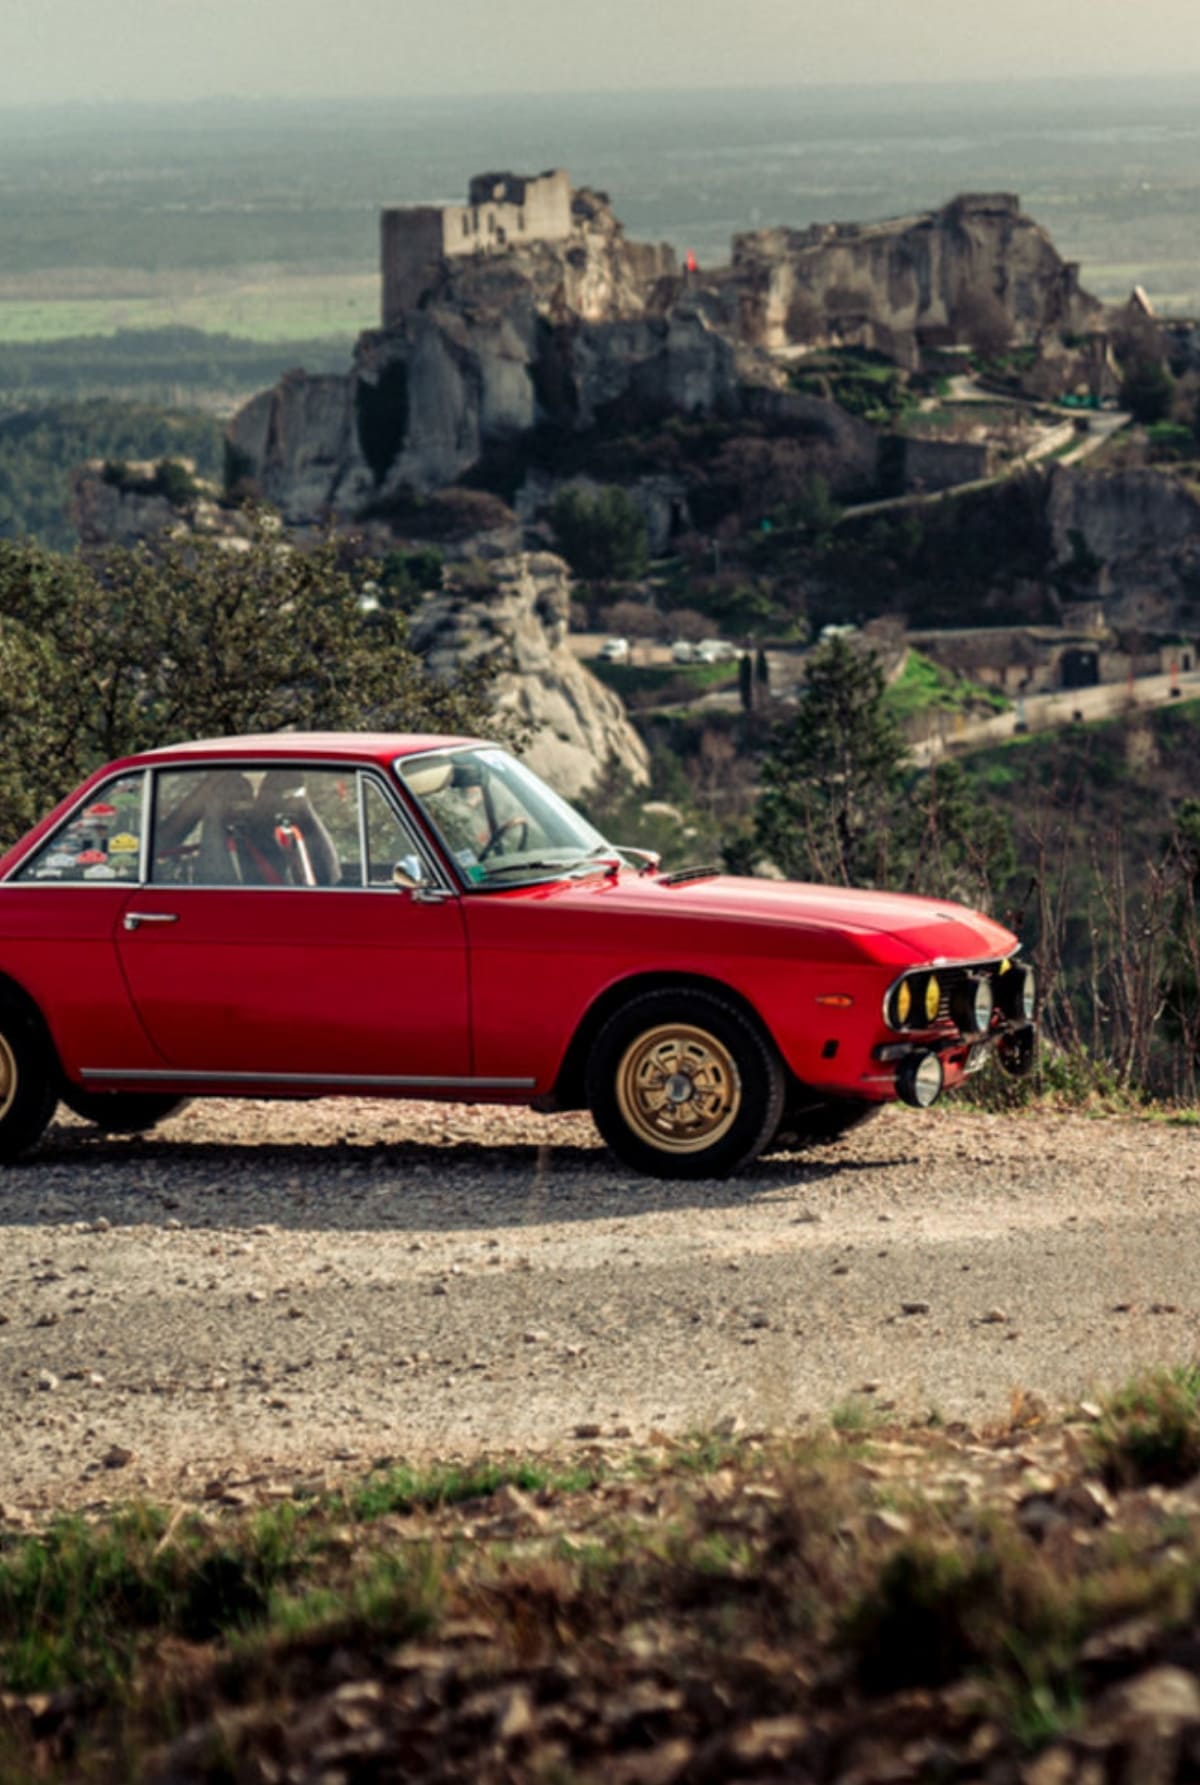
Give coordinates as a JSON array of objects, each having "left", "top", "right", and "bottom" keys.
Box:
[{"left": 0, "top": 734, "right": 1035, "bottom": 1177}]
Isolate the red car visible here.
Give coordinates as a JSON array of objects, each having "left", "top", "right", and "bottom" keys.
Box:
[{"left": 0, "top": 734, "right": 1036, "bottom": 1177}]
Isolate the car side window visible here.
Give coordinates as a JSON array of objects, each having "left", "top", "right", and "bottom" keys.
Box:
[
  {"left": 363, "top": 776, "right": 428, "bottom": 887},
  {"left": 13, "top": 772, "right": 146, "bottom": 884},
  {"left": 151, "top": 767, "right": 363, "bottom": 888}
]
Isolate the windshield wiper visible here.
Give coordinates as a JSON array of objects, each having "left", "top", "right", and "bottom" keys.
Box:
[{"left": 479, "top": 854, "right": 621, "bottom": 880}]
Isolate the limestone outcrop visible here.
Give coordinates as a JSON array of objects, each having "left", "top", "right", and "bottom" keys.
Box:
[
  {"left": 729, "top": 193, "right": 1102, "bottom": 361},
  {"left": 70, "top": 460, "right": 255, "bottom": 552},
  {"left": 410, "top": 552, "right": 650, "bottom": 798}
]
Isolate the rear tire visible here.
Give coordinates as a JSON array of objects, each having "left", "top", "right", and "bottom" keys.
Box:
[
  {"left": 586, "top": 988, "right": 785, "bottom": 1179},
  {"left": 0, "top": 996, "right": 59, "bottom": 1164},
  {"left": 58, "top": 1088, "right": 189, "bottom": 1134}
]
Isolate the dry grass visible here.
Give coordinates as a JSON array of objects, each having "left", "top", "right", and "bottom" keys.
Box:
[{"left": 6, "top": 1387, "right": 1200, "bottom": 1779}]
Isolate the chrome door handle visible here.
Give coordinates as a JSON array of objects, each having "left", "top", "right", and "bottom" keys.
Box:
[{"left": 123, "top": 912, "right": 180, "bottom": 931}]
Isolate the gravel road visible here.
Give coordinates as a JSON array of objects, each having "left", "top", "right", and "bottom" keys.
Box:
[{"left": 2, "top": 1097, "right": 1198, "bottom": 1516}]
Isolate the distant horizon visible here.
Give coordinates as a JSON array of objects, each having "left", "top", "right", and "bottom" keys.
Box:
[{"left": 4, "top": 69, "right": 1200, "bottom": 114}]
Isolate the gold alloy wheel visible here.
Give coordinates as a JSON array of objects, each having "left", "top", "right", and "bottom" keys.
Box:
[
  {"left": 0, "top": 1031, "right": 16, "bottom": 1123},
  {"left": 614, "top": 1022, "right": 742, "bottom": 1154}
]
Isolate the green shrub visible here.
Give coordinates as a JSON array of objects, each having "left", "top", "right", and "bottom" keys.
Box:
[{"left": 550, "top": 486, "right": 648, "bottom": 581}]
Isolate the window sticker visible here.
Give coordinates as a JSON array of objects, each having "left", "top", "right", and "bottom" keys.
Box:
[{"left": 13, "top": 772, "right": 144, "bottom": 885}]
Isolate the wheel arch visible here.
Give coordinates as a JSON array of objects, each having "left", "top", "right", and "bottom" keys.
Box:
[
  {"left": 549, "top": 970, "right": 782, "bottom": 1112},
  {"left": 0, "top": 969, "right": 58, "bottom": 1056}
]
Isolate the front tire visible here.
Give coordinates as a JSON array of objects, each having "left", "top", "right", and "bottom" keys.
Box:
[
  {"left": 0, "top": 997, "right": 59, "bottom": 1164},
  {"left": 586, "top": 988, "right": 785, "bottom": 1179},
  {"left": 59, "top": 1088, "right": 189, "bottom": 1133}
]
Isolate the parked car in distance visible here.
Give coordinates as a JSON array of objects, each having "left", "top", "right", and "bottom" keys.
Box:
[
  {"left": 695, "top": 638, "right": 738, "bottom": 664},
  {"left": 671, "top": 640, "right": 698, "bottom": 664},
  {"left": 0, "top": 733, "right": 1037, "bottom": 1177},
  {"left": 598, "top": 636, "right": 630, "bottom": 662}
]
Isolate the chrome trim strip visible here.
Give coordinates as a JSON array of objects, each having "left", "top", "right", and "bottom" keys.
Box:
[
  {"left": 138, "top": 770, "right": 153, "bottom": 886},
  {"left": 79, "top": 1069, "right": 536, "bottom": 1089},
  {"left": 355, "top": 771, "right": 370, "bottom": 890}
]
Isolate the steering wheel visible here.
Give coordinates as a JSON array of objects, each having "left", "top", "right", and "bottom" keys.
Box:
[{"left": 480, "top": 815, "right": 531, "bottom": 860}]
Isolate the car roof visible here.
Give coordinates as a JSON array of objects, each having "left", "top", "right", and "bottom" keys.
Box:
[{"left": 126, "top": 733, "right": 485, "bottom": 770}]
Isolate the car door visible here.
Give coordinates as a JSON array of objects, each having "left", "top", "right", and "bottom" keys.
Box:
[
  {"left": 1, "top": 769, "right": 162, "bottom": 1075},
  {"left": 114, "top": 764, "right": 472, "bottom": 1085}
]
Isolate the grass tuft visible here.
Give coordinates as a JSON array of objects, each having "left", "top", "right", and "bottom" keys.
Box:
[{"left": 1087, "top": 1367, "right": 1200, "bottom": 1488}]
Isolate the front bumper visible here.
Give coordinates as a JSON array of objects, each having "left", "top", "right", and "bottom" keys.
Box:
[{"left": 869, "top": 1018, "right": 1037, "bottom": 1105}]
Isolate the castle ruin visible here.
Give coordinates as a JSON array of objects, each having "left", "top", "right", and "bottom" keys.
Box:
[
  {"left": 729, "top": 192, "right": 1103, "bottom": 363},
  {"left": 382, "top": 169, "right": 573, "bottom": 325}
]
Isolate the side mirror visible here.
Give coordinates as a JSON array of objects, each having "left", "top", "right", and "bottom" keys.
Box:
[
  {"left": 392, "top": 854, "right": 426, "bottom": 890},
  {"left": 616, "top": 845, "right": 661, "bottom": 875}
]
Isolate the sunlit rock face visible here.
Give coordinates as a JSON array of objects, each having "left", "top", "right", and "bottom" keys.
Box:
[
  {"left": 730, "top": 193, "right": 1102, "bottom": 360},
  {"left": 409, "top": 552, "right": 650, "bottom": 799}
]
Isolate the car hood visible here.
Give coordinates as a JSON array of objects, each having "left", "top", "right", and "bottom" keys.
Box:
[{"left": 580, "top": 871, "right": 1018, "bottom": 964}]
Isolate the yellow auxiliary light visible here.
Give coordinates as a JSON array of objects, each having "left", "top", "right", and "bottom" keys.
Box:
[
  {"left": 924, "top": 974, "right": 941, "bottom": 1023},
  {"left": 896, "top": 980, "right": 912, "bottom": 1025}
]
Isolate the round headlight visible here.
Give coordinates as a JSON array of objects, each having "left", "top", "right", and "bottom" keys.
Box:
[
  {"left": 999, "top": 961, "right": 1037, "bottom": 1022},
  {"left": 950, "top": 976, "right": 993, "bottom": 1035},
  {"left": 895, "top": 980, "right": 912, "bottom": 1026},
  {"left": 897, "top": 1050, "right": 944, "bottom": 1109},
  {"left": 923, "top": 974, "right": 942, "bottom": 1023},
  {"left": 970, "top": 976, "right": 994, "bottom": 1032},
  {"left": 1019, "top": 964, "right": 1036, "bottom": 1021}
]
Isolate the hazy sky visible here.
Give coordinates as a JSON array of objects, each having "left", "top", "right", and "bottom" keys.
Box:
[{"left": 3, "top": 0, "right": 1198, "bottom": 107}]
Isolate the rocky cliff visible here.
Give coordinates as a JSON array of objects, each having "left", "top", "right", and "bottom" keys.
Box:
[
  {"left": 1048, "top": 466, "right": 1200, "bottom": 631},
  {"left": 729, "top": 193, "right": 1102, "bottom": 361},
  {"left": 228, "top": 280, "right": 745, "bottom": 526},
  {"left": 228, "top": 183, "right": 1116, "bottom": 535},
  {"left": 410, "top": 552, "right": 649, "bottom": 799}
]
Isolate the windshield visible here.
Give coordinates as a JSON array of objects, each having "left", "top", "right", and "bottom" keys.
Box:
[{"left": 396, "top": 747, "right": 613, "bottom": 886}]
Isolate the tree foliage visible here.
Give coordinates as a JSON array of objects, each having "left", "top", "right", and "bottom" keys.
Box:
[
  {"left": 550, "top": 486, "right": 649, "bottom": 581},
  {"left": 0, "top": 532, "right": 505, "bottom": 848},
  {"left": 754, "top": 635, "right": 906, "bottom": 886},
  {"left": 1119, "top": 355, "right": 1176, "bottom": 425},
  {"left": 753, "top": 635, "right": 1014, "bottom": 905}
]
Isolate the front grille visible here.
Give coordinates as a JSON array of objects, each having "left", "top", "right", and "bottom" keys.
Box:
[{"left": 888, "top": 958, "right": 1011, "bottom": 1034}]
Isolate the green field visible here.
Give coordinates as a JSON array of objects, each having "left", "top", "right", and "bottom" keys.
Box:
[{"left": 0, "top": 271, "right": 379, "bottom": 346}]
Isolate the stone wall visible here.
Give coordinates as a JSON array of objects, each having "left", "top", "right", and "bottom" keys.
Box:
[
  {"left": 1047, "top": 466, "right": 1200, "bottom": 631},
  {"left": 902, "top": 436, "right": 996, "bottom": 492}
]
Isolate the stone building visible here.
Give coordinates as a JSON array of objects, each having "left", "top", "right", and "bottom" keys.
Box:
[{"left": 382, "top": 169, "right": 573, "bottom": 324}]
